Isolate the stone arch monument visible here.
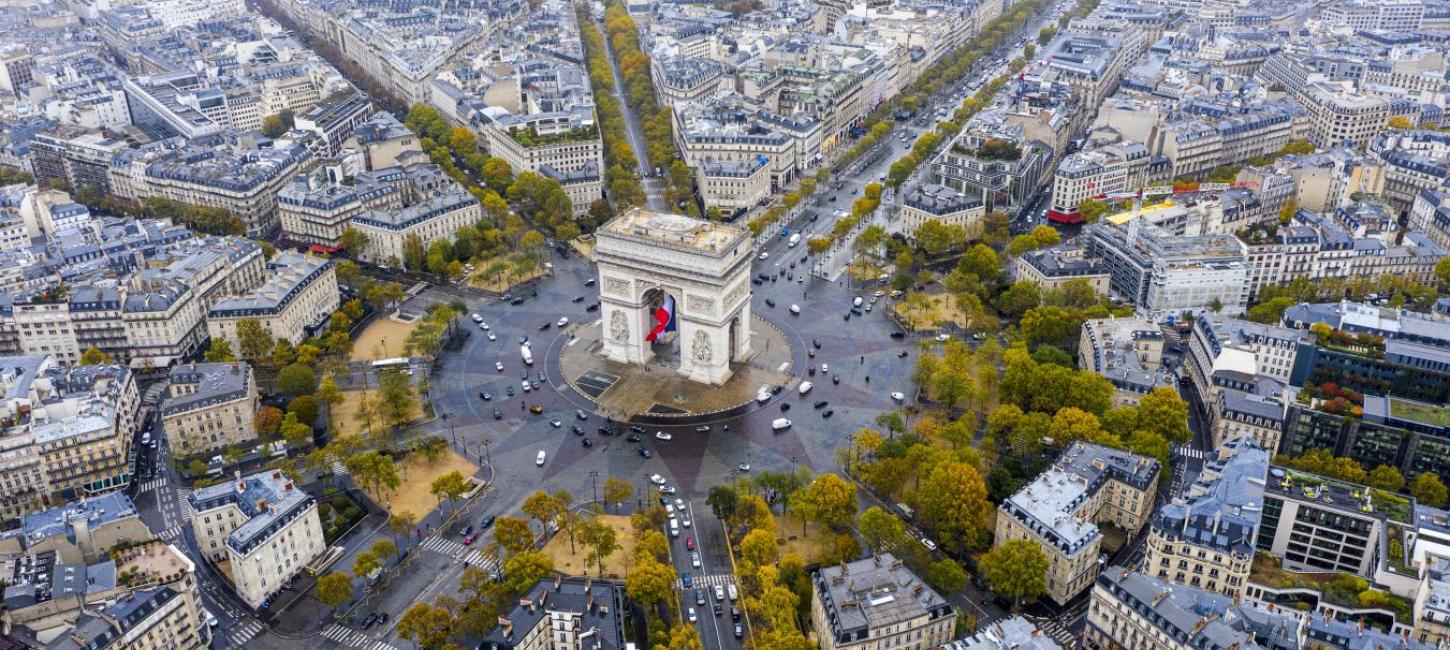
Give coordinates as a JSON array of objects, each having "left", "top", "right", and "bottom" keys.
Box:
[{"left": 594, "top": 207, "right": 753, "bottom": 385}]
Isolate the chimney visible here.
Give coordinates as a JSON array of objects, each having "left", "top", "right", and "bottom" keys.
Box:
[
  {"left": 235, "top": 471, "right": 245, "bottom": 494},
  {"left": 272, "top": 470, "right": 281, "bottom": 480},
  {"left": 284, "top": 482, "right": 293, "bottom": 491}
]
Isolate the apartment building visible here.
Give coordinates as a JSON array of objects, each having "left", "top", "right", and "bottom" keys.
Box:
[
  {"left": 29, "top": 128, "right": 131, "bottom": 196},
  {"left": 279, "top": 162, "right": 469, "bottom": 256},
  {"left": 995, "top": 442, "right": 1159, "bottom": 605},
  {"left": 945, "top": 617, "right": 1061, "bottom": 650},
  {"left": 1321, "top": 0, "right": 1424, "bottom": 31},
  {"left": 161, "top": 362, "right": 256, "bottom": 456},
  {"left": 1077, "top": 317, "right": 1170, "bottom": 407},
  {"left": 1410, "top": 188, "right": 1450, "bottom": 251},
  {"left": 1256, "top": 465, "right": 1413, "bottom": 579},
  {"left": 207, "top": 251, "right": 337, "bottom": 349},
  {"left": 696, "top": 158, "right": 771, "bottom": 216},
  {"left": 673, "top": 94, "right": 805, "bottom": 195},
  {"left": 189, "top": 469, "right": 325, "bottom": 610},
  {"left": 1040, "top": 35, "right": 1128, "bottom": 109},
  {"left": 0, "top": 356, "right": 140, "bottom": 520},
  {"left": 1047, "top": 141, "right": 1150, "bottom": 223},
  {"left": 354, "top": 188, "right": 481, "bottom": 268},
  {"left": 1372, "top": 131, "right": 1450, "bottom": 213},
  {"left": 1144, "top": 438, "right": 1268, "bottom": 598},
  {"left": 897, "top": 184, "right": 987, "bottom": 241},
  {"left": 1301, "top": 83, "right": 1416, "bottom": 150},
  {"left": 810, "top": 553, "right": 956, "bottom": 650},
  {"left": 1209, "top": 382, "right": 1288, "bottom": 451},
  {"left": 1416, "top": 556, "right": 1450, "bottom": 644},
  {"left": 1182, "top": 315, "right": 1308, "bottom": 407},
  {"left": 294, "top": 94, "right": 373, "bottom": 158},
  {"left": 1012, "top": 245, "right": 1111, "bottom": 294},
  {"left": 1087, "top": 567, "right": 1302, "bottom": 650},
  {"left": 131, "top": 137, "right": 312, "bottom": 237},
  {"left": 479, "top": 577, "right": 627, "bottom": 650},
  {"left": 652, "top": 58, "right": 726, "bottom": 106},
  {"left": 344, "top": 112, "right": 421, "bottom": 172}
]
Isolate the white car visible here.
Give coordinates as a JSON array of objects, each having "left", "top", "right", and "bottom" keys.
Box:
[
  {"left": 674, "top": 498, "right": 686, "bottom": 510},
  {"left": 522, "top": 381, "right": 531, "bottom": 392},
  {"left": 550, "top": 418, "right": 562, "bottom": 428},
  {"left": 691, "top": 552, "right": 701, "bottom": 568},
  {"left": 487, "top": 332, "right": 496, "bottom": 341},
  {"left": 759, "top": 251, "right": 769, "bottom": 260},
  {"left": 936, "top": 333, "right": 950, "bottom": 341},
  {"left": 789, "top": 304, "right": 800, "bottom": 315},
  {"left": 681, "top": 514, "right": 692, "bottom": 528},
  {"left": 687, "top": 608, "right": 697, "bottom": 622},
  {"left": 536, "top": 450, "right": 547, "bottom": 466},
  {"left": 738, "top": 463, "right": 751, "bottom": 472},
  {"left": 557, "top": 317, "right": 569, "bottom": 327},
  {"left": 655, "top": 431, "right": 673, "bottom": 441},
  {"left": 649, "top": 473, "right": 667, "bottom": 485},
  {"left": 874, "top": 291, "right": 885, "bottom": 297},
  {"left": 921, "top": 537, "right": 937, "bottom": 551},
  {"left": 495, "top": 361, "right": 504, "bottom": 372},
  {"left": 480, "top": 322, "right": 490, "bottom": 330},
  {"left": 471, "top": 313, "right": 483, "bottom": 322},
  {"left": 820, "top": 363, "right": 829, "bottom": 374},
  {"left": 891, "top": 391, "right": 905, "bottom": 401},
  {"left": 658, "top": 485, "right": 677, "bottom": 494}
]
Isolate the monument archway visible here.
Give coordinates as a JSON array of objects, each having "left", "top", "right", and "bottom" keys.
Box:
[{"left": 595, "top": 208, "right": 754, "bottom": 385}]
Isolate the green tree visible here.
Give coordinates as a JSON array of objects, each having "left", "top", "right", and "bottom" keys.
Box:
[
  {"left": 627, "top": 557, "right": 677, "bottom": 606},
  {"left": 980, "top": 540, "right": 1049, "bottom": 609},
  {"left": 315, "top": 572, "right": 353, "bottom": 608},
  {"left": 426, "top": 239, "right": 454, "bottom": 276},
  {"left": 493, "top": 516, "right": 535, "bottom": 555},
  {"left": 1134, "top": 387, "right": 1192, "bottom": 444},
  {"left": 1077, "top": 198, "right": 1109, "bottom": 223},
  {"left": 501, "top": 549, "right": 554, "bottom": 594},
  {"left": 205, "top": 338, "right": 236, "bottom": 362},
  {"left": 858, "top": 506, "right": 907, "bottom": 551},
  {"left": 279, "top": 412, "right": 313, "bottom": 449},
  {"left": 958, "top": 243, "right": 1000, "bottom": 280},
  {"left": 578, "top": 516, "right": 620, "bottom": 576},
  {"left": 602, "top": 476, "right": 633, "bottom": 511},
  {"left": 925, "top": 559, "right": 968, "bottom": 593},
  {"left": 707, "top": 484, "right": 738, "bottom": 522},
  {"left": 277, "top": 363, "right": 318, "bottom": 396},
  {"left": 352, "top": 551, "right": 382, "bottom": 578},
  {"left": 236, "top": 318, "right": 274, "bottom": 361},
  {"left": 395, "top": 602, "right": 452, "bottom": 649},
  {"left": 376, "top": 369, "right": 416, "bottom": 427},
  {"left": 338, "top": 227, "right": 369, "bottom": 256},
  {"left": 430, "top": 470, "right": 470, "bottom": 512},
  {"left": 1367, "top": 465, "right": 1405, "bottom": 491},
  {"left": 260, "top": 109, "right": 295, "bottom": 138},
  {"left": 80, "top": 348, "right": 113, "bottom": 365},
  {"left": 287, "top": 395, "right": 319, "bottom": 426},
  {"left": 371, "top": 537, "right": 399, "bottom": 560},
  {"left": 1411, "top": 472, "right": 1449, "bottom": 508},
  {"left": 402, "top": 234, "right": 427, "bottom": 271},
  {"left": 317, "top": 374, "right": 342, "bottom": 419},
  {"left": 482, "top": 157, "right": 514, "bottom": 193}
]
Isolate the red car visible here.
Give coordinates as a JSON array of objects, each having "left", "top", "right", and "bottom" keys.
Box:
[{"left": 686, "top": 537, "right": 696, "bottom": 551}]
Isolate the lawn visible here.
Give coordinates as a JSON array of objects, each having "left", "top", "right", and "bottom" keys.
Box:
[
  {"left": 365, "top": 449, "right": 479, "bottom": 518},
  {"left": 1390, "top": 398, "right": 1450, "bottom": 427},
  {"left": 776, "top": 514, "right": 830, "bottom": 564},
  {"left": 351, "top": 317, "right": 422, "bottom": 362},
  {"left": 541, "top": 514, "right": 639, "bottom": 579},
  {"left": 894, "top": 293, "right": 967, "bottom": 330},
  {"left": 570, "top": 236, "right": 595, "bottom": 261},
  {"left": 468, "top": 262, "right": 547, "bottom": 292},
  {"left": 330, "top": 389, "right": 421, "bottom": 439}
]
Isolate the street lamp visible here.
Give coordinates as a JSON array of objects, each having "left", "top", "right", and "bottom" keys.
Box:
[{"left": 441, "top": 412, "right": 456, "bottom": 446}]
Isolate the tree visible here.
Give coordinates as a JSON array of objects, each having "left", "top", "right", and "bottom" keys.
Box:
[
  {"left": 287, "top": 395, "right": 320, "bottom": 426},
  {"left": 1387, "top": 115, "right": 1413, "bottom": 130},
  {"left": 911, "top": 461, "right": 990, "bottom": 553},
  {"left": 739, "top": 528, "right": 780, "bottom": 569},
  {"left": 352, "top": 551, "right": 382, "bottom": 578},
  {"left": 980, "top": 540, "right": 1049, "bottom": 609},
  {"left": 666, "top": 626, "right": 703, "bottom": 650},
  {"left": 494, "top": 516, "right": 535, "bottom": 555},
  {"left": 236, "top": 318, "right": 274, "bottom": 361},
  {"left": 255, "top": 406, "right": 284, "bottom": 436},
  {"left": 396, "top": 602, "right": 452, "bottom": 649},
  {"left": 80, "top": 347, "right": 112, "bottom": 365},
  {"left": 280, "top": 412, "right": 314, "bottom": 449},
  {"left": 792, "top": 473, "right": 856, "bottom": 531},
  {"left": 482, "top": 157, "right": 514, "bottom": 193},
  {"left": 1411, "top": 472, "right": 1449, "bottom": 508},
  {"left": 377, "top": 369, "right": 416, "bottom": 427},
  {"left": 371, "top": 537, "right": 399, "bottom": 560},
  {"left": 205, "top": 338, "right": 236, "bottom": 362},
  {"left": 858, "top": 506, "right": 907, "bottom": 551},
  {"left": 338, "top": 227, "right": 369, "bottom": 256},
  {"left": 501, "top": 550, "right": 554, "bottom": 594},
  {"left": 1367, "top": 465, "right": 1404, "bottom": 491},
  {"left": 260, "top": 109, "right": 295, "bottom": 138},
  {"left": 315, "top": 572, "right": 353, "bottom": 608},
  {"left": 578, "top": 517, "right": 620, "bottom": 576},
  {"left": 925, "top": 559, "right": 968, "bottom": 593},
  {"left": 1436, "top": 257, "right": 1450, "bottom": 291},
  {"left": 317, "top": 374, "right": 342, "bottom": 416},
  {"left": 1077, "top": 198, "right": 1109, "bottom": 224},
  {"left": 1134, "top": 387, "right": 1192, "bottom": 444},
  {"left": 627, "top": 558, "right": 677, "bottom": 606},
  {"left": 707, "top": 485, "right": 738, "bottom": 522},
  {"left": 277, "top": 363, "right": 318, "bottom": 396},
  {"left": 958, "top": 244, "right": 999, "bottom": 280},
  {"left": 431, "top": 471, "right": 470, "bottom": 511},
  {"left": 388, "top": 512, "right": 416, "bottom": 543},
  {"left": 522, "top": 490, "right": 568, "bottom": 534},
  {"left": 602, "top": 477, "right": 632, "bottom": 511}
]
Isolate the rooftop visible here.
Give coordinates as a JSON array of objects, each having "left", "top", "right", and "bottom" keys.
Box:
[
  {"left": 946, "top": 616, "right": 1061, "bottom": 650},
  {"left": 1094, "top": 567, "right": 1295, "bottom": 649},
  {"left": 814, "top": 553, "right": 952, "bottom": 643},
  {"left": 162, "top": 362, "right": 252, "bottom": 416},
  {"left": 189, "top": 469, "right": 311, "bottom": 555},
  {"left": 1264, "top": 466, "right": 1414, "bottom": 524},
  {"left": 1002, "top": 442, "right": 1159, "bottom": 555},
  {"left": 480, "top": 577, "right": 625, "bottom": 650},
  {"left": 1152, "top": 437, "right": 1268, "bottom": 556},
  {"left": 597, "top": 207, "right": 748, "bottom": 257}
]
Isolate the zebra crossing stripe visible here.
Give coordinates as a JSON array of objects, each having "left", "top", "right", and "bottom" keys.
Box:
[
  {"left": 230, "top": 619, "right": 264, "bottom": 646},
  {"left": 321, "top": 624, "right": 399, "bottom": 650}
]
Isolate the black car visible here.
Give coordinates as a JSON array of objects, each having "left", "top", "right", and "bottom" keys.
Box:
[
  {"left": 627, "top": 434, "right": 642, "bottom": 442},
  {"left": 843, "top": 313, "right": 851, "bottom": 321},
  {"left": 584, "top": 279, "right": 596, "bottom": 287},
  {"left": 630, "top": 425, "right": 646, "bottom": 433},
  {"left": 890, "top": 331, "right": 906, "bottom": 339},
  {"left": 510, "top": 297, "right": 525, "bottom": 305},
  {"left": 832, "top": 376, "right": 840, "bottom": 385},
  {"left": 822, "top": 410, "right": 834, "bottom": 418},
  {"left": 851, "top": 307, "right": 863, "bottom": 316},
  {"left": 639, "top": 448, "right": 653, "bottom": 458},
  {"left": 813, "top": 400, "right": 829, "bottom": 409},
  {"left": 582, "top": 438, "right": 594, "bottom": 447},
  {"left": 572, "top": 425, "right": 585, "bottom": 435},
  {"left": 480, "top": 392, "right": 492, "bottom": 400},
  {"left": 898, "top": 350, "right": 909, "bottom": 358},
  {"left": 780, "top": 403, "right": 791, "bottom": 411},
  {"left": 506, "top": 386, "right": 515, "bottom": 396},
  {"left": 598, "top": 426, "right": 613, "bottom": 435},
  {"left": 734, "top": 624, "right": 744, "bottom": 639},
  {"left": 576, "top": 410, "right": 588, "bottom": 420},
  {"left": 732, "top": 607, "right": 740, "bottom": 621},
  {"left": 765, "top": 299, "right": 775, "bottom": 307},
  {"left": 713, "top": 603, "right": 723, "bottom": 617},
  {"left": 361, "top": 613, "right": 380, "bottom": 629},
  {"left": 572, "top": 296, "right": 586, "bottom": 303},
  {"left": 481, "top": 515, "right": 496, "bottom": 529},
  {"left": 812, "top": 340, "right": 821, "bottom": 349},
  {"left": 586, "top": 303, "right": 599, "bottom": 312},
  {"left": 493, "top": 408, "right": 503, "bottom": 419},
  {"left": 752, "top": 279, "right": 762, "bottom": 286},
  {"left": 538, "top": 372, "right": 546, "bottom": 383},
  {"left": 539, "top": 322, "right": 551, "bottom": 331}
]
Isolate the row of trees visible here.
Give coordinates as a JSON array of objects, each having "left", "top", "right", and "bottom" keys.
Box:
[
  {"left": 1246, "top": 273, "right": 1444, "bottom": 325},
  {"left": 1275, "top": 448, "right": 1448, "bottom": 507},
  {"left": 804, "top": 182, "right": 885, "bottom": 254},
  {"left": 577, "top": 7, "right": 646, "bottom": 213},
  {"left": 743, "top": 167, "right": 830, "bottom": 236}
]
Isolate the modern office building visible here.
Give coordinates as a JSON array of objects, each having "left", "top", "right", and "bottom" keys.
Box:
[
  {"left": 1086, "top": 220, "right": 1249, "bottom": 316},
  {"left": 1256, "top": 466, "right": 1409, "bottom": 579}
]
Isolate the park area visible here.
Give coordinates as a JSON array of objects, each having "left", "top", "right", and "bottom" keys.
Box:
[
  {"left": 467, "top": 256, "right": 547, "bottom": 292},
  {"left": 361, "top": 448, "right": 478, "bottom": 518},
  {"left": 776, "top": 514, "right": 831, "bottom": 563},
  {"left": 329, "top": 389, "right": 422, "bottom": 438},
  {"left": 893, "top": 293, "right": 969, "bottom": 330},
  {"left": 351, "top": 317, "right": 421, "bottom": 362},
  {"left": 541, "top": 514, "right": 638, "bottom": 579}
]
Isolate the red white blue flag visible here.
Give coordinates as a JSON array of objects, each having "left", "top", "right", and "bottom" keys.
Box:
[{"left": 646, "top": 296, "right": 676, "bottom": 342}]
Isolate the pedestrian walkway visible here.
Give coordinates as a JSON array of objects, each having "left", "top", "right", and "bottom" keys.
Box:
[
  {"left": 1034, "top": 618, "right": 1077, "bottom": 648},
  {"left": 332, "top": 460, "right": 350, "bottom": 477},
  {"left": 419, "top": 535, "right": 467, "bottom": 558},
  {"left": 228, "top": 619, "right": 265, "bottom": 647},
  {"left": 175, "top": 488, "right": 194, "bottom": 519},
  {"left": 137, "top": 478, "right": 167, "bottom": 493},
  {"left": 1174, "top": 446, "right": 1207, "bottom": 460},
  {"left": 463, "top": 549, "right": 501, "bottom": 578},
  {"left": 321, "top": 624, "right": 399, "bottom": 650},
  {"left": 679, "top": 573, "right": 735, "bottom": 589},
  {"left": 158, "top": 524, "right": 185, "bottom": 542}
]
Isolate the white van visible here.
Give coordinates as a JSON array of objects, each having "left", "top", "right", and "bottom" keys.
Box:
[
  {"left": 669, "top": 518, "right": 680, "bottom": 537},
  {"left": 853, "top": 296, "right": 864, "bottom": 307},
  {"left": 536, "top": 450, "right": 547, "bottom": 466},
  {"left": 798, "top": 381, "right": 813, "bottom": 395},
  {"left": 772, "top": 418, "right": 792, "bottom": 431},
  {"left": 788, "top": 233, "right": 801, "bottom": 247},
  {"left": 727, "top": 583, "right": 738, "bottom": 601},
  {"left": 141, "top": 431, "right": 151, "bottom": 445}
]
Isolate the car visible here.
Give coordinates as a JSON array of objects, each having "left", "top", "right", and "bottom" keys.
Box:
[
  {"left": 681, "top": 514, "right": 692, "bottom": 527},
  {"left": 522, "top": 381, "right": 531, "bottom": 393},
  {"left": 829, "top": 196, "right": 837, "bottom": 202},
  {"left": 520, "top": 335, "right": 529, "bottom": 344},
  {"left": 495, "top": 361, "right": 504, "bottom": 372},
  {"left": 649, "top": 473, "right": 667, "bottom": 485},
  {"left": 572, "top": 425, "right": 585, "bottom": 435},
  {"left": 759, "top": 252, "right": 769, "bottom": 260},
  {"left": 675, "top": 498, "right": 686, "bottom": 510},
  {"left": 891, "top": 391, "right": 906, "bottom": 401},
  {"left": 536, "top": 451, "right": 547, "bottom": 465},
  {"left": 665, "top": 504, "right": 675, "bottom": 515},
  {"left": 557, "top": 317, "right": 569, "bottom": 327},
  {"left": 479, "top": 322, "right": 490, "bottom": 330},
  {"left": 598, "top": 426, "right": 613, "bottom": 435},
  {"left": 843, "top": 312, "right": 850, "bottom": 321},
  {"left": 539, "top": 322, "right": 551, "bottom": 331},
  {"left": 493, "top": 408, "right": 503, "bottom": 419},
  {"left": 765, "top": 298, "right": 775, "bottom": 308},
  {"left": 487, "top": 332, "right": 496, "bottom": 341},
  {"left": 630, "top": 425, "right": 646, "bottom": 433},
  {"left": 936, "top": 333, "right": 950, "bottom": 341},
  {"left": 731, "top": 605, "right": 741, "bottom": 620},
  {"left": 586, "top": 303, "right": 599, "bottom": 312},
  {"left": 695, "top": 589, "right": 707, "bottom": 606},
  {"left": 471, "top": 313, "right": 482, "bottom": 322},
  {"left": 735, "top": 624, "right": 744, "bottom": 639},
  {"left": 460, "top": 524, "right": 474, "bottom": 540},
  {"left": 582, "top": 438, "right": 594, "bottom": 447},
  {"left": 205, "top": 610, "right": 219, "bottom": 628},
  {"left": 921, "top": 537, "right": 937, "bottom": 551},
  {"left": 687, "top": 608, "right": 697, "bottom": 622},
  {"left": 820, "top": 363, "right": 829, "bottom": 373},
  {"left": 691, "top": 553, "right": 701, "bottom": 568},
  {"left": 506, "top": 386, "right": 515, "bottom": 396},
  {"left": 479, "top": 392, "right": 492, "bottom": 400},
  {"left": 576, "top": 409, "right": 588, "bottom": 420},
  {"left": 738, "top": 463, "right": 751, "bottom": 472},
  {"left": 822, "top": 410, "right": 834, "bottom": 418},
  {"left": 681, "top": 573, "right": 693, "bottom": 587},
  {"left": 510, "top": 297, "right": 525, "bottom": 305},
  {"left": 572, "top": 296, "right": 585, "bottom": 303},
  {"left": 655, "top": 431, "right": 672, "bottom": 441},
  {"left": 686, "top": 536, "right": 696, "bottom": 550},
  {"left": 695, "top": 425, "right": 710, "bottom": 432},
  {"left": 790, "top": 304, "right": 800, "bottom": 314},
  {"left": 813, "top": 400, "right": 829, "bottom": 409},
  {"left": 713, "top": 602, "right": 723, "bottom": 617},
  {"left": 639, "top": 448, "right": 653, "bottom": 458},
  {"left": 481, "top": 515, "right": 496, "bottom": 529},
  {"left": 715, "top": 586, "right": 725, "bottom": 601},
  {"left": 361, "top": 613, "right": 380, "bottom": 629},
  {"left": 627, "top": 434, "right": 642, "bottom": 442},
  {"left": 659, "top": 485, "right": 677, "bottom": 494},
  {"left": 550, "top": 418, "right": 562, "bottom": 428},
  {"left": 584, "top": 278, "right": 596, "bottom": 287},
  {"left": 898, "top": 350, "right": 909, "bottom": 358},
  {"left": 529, "top": 405, "right": 543, "bottom": 414}
]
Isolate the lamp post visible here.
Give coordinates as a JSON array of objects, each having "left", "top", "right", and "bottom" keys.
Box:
[{"left": 442, "top": 412, "right": 456, "bottom": 447}]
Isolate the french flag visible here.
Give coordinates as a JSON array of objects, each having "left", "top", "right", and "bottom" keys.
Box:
[{"left": 646, "top": 296, "right": 676, "bottom": 342}]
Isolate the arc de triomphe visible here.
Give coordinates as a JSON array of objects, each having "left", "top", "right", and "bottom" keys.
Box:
[{"left": 593, "top": 208, "right": 753, "bottom": 385}]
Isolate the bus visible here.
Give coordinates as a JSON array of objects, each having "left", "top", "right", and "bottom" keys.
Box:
[{"left": 372, "top": 357, "right": 410, "bottom": 370}]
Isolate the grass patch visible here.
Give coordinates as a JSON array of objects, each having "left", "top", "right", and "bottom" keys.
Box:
[
  {"left": 776, "top": 514, "right": 830, "bottom": 564},
  {"left": 894, "top": 293, "right": 968, "bottom": 330},
  {"left": 318, "top": 491, "right": 368, "bottom": 544},
  {"left": 1390, "top": 398, "right": 1450, "bottom": 427},
  {"left": 540, "top": 515, "right": 638, "bottom": 579},
  {"left": 351, "top": 317, "right": 422, "bottom": 362},
  {"left": 468, "top": 262, "right": 547, "bottom": 292},
  {"left": 367, "top": 449, "right": 478, "bottom": 518},
  {"left": 330, "top": 389, "right": 421, "bottom": 439}
]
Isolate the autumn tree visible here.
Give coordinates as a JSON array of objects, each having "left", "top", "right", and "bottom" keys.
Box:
[
  {"left": 493, "top": 516, "right": 535, "bottom": 555},
  {"left": 910, "top": 461, "right": 990, "bottom": 553},
  {"left": 858, "top": 506, "right": 908, "bottom": 551},
  {"left": 501, "top": 550, "right": 554, "bottom": 594},
  {"left": 80, "top": 348, "right": 112, "bottom": 365},
  {"left": 315, "top": 572, "right": 353, "bottom": 608},
  {"left": 1412, "top": 472, "right": 1449, "bottom": 508},
  {"left": 791, "top": 473, "right": 857, "bottom": 532},
  {"left": 254, "top": 406, "right": 284, "bottom": 436},
  {"left": 626, "top": 557, "right": 676, "bottom": 606},
  {"left": 980, "top": 540, "right": 1049, "bottom": 609},
  {"left": 430, "top": 470, "right": 470, "bottom": 512},
  {"left": 602, "top": 476, "right": 632, "bottom": 511},
  {"left": 396, "top": 602, "right": 452, "bottom": 649}
]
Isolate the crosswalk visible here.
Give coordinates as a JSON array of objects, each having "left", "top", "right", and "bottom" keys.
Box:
[
  {"left": 228, "top": 619, "right": 265, "bottom": 647},
  {"left": 1034, "top": 619, "right": 1077, "bottom": 648},
  {"left": 158, "top": 524, "right": 185, "bottom": 542},
  {"left": 136, "top": 478, "right": 167, "bottom": 493},
  {"left": 1175, "top": 446, "right": 1208, "bottom": 460},
  {"left": 176, "top": 488, "right": 194, "bottom": 519},
  {"left": 321, "top": 623, "right": 399, "bottom": 650},
  {"left": 419, "top": 537, "right": 501, "bottom": 577},
  {"left": 332, "top": 460, "right": 350, "bottom": 477},
  {"left": 679, "top": 573, "right": 735, "bottom": 589}
]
